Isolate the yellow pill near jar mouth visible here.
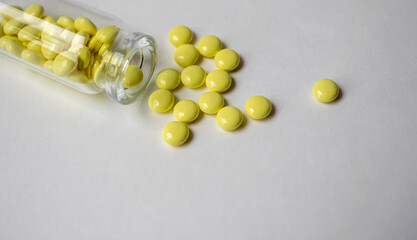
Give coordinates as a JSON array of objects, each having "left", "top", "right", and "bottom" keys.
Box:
[
  {"left": 169, "top": 25, "right": 193, "bottom": 47},
  {"left": 181, "top": 65, "right": 206, "bottom": 88},
  {"left": 162, "top": 121, "right": 190, "bottom": 146},
  {"left": 23, "top": 4, "right": 44, "bottom": 23},
  {"left": 198, "top": 91, "right": 224, "bottom": 114},
  {"left": 173, "top": 100, "right": 200, "bottom": 123},
  {"left": 216, "top": 106, "right": 243, "bottom": 131},
  {"left": 214, "top": 49, "right": 240, "bottom": 71},
  {"left": 205, "top": 69, "right": 232, "bottom": 93},
  {"left": 245, "top": 96, "right": 272, "bottom": 120},
  {"left": 123, "top": 65, "right": 143, "bottom": 88},
  {"left": 148, "top": 89, "right": 175, "bottom": 113},
  {"left": 95, "top": 25, "right": 120, "bottom": 43},
  {"left": 197, "top": 35, "right": 222, "bottom": 57},
  {"left": 174, "top": 44, "right": 199, "bottom": 67},
  {"left": 312, "top": 79, "right": 339, "bottom": 103},
  {"left": 52, "top": 51, "right": 78, "bottom": 76},
  {"left": 21, "top": 49, "right": 44, "bottom": 66},
  {"left": 74, "top": 17, "right": 97, "bottom": 36},
  {"left": 156, "top": 68, "right": 181, "bottom": 90}
]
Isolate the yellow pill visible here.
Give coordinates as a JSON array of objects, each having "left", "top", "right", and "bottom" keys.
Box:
[
  {"left": 42, "top": 16, "right": 56, "bottom": 24},
  {"left": 173, "top": 100, "right": 200, "bottom": 123},
  {"left": 57, "top": 16, "right": 74, "bottom": 31},
  {"left": 3, "top": 19, "right": 25, "bottom": 35},
  {"left": 174, "top": 44, "right": 199, "bottom": 67},
  {"left": 198, "top": 91, "right": 224, "bottom": 114},
  {"left": 17, "top": 25, "right": 41, "bottom": 43},
  {"left": 95, "top": 25, "right": 120, "bottom": 43},
  {"left": 216, "top": 106, "right": 243, "bottom": 131},
  {"left": 23, "top": 4, "right": 44, "bottom": 23},
  {"left": 71, "top": 31, "right": 89, "bottom": 47},
  {"left": 245, "top": 96, "right": 272, "bottom": 120},
  {"left": 148, "top": 89, "right": 175, "bottom": 113},
  {"left": 181, "top": 65, "right": 206, "bottom": 88},
  {"left": 67, "top": 71, "right": 89, "bottom": 84},
  {"left": 214, "top": 49, "right": 240, "bottom": 71},
  {"left": 52, "top": 51, "right": 77, "bottom": 76},
  {"left": 123, "top": 65, "right": 143, "bottom": 88},
  {"left": 0, "top": 5, "right": 23, "bottom": 20},
  {"left": 197, "top": 35, "right": 222, "bottom": 57},
  {"left": 169, "top": 25, "right": 193, "bottom": 47},
  {"left": 43, "top": 60, "right": 54, "bottom": 72},
  {"left": 162, "top": 121, "right": 189, "bottom": 146},
  {"left": 312, "top": 79, "right": 339, "bottom": 103},
  {"left": 98, "top": 42, "right": 113, "bottom": 56},
  {"left": 21, "top": 49, "right": 44, "bottom": 65},
  {"left": 70, "top": 45, "right": 91, "bottom": 70},
  {"left": 41, "top": 41, "right": 64, "bottom": 60},
  {"left": 155, "top": 68, "right": 181, "bottom": 90},
  {"left": 1, "top": 37, "right": 24, "bottom": 56},
  {"left": 74, "top": 17, "right": 97, "bottom": 36},
  {"left": 205, "top": 70, "right": 232, "bottom": 93},
  {"left": 27, "top": 40, "right": 42, "bottom": 53}
]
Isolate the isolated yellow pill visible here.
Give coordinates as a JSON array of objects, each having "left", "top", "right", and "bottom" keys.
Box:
[
  {"left": 214, "top": 49, "right": 240, "bottom": 71},
  {"left": 174, "top": 44, "right": 199, "bottom": 67},
  {"left": 216, "top": 106, "right": 243, "bottom": 131},
  {"left": 162, "top": 121, "right": 189, "bottom": 146},
  {"left": 74, "top": 17, "right": 97, "bottom": 36},
  {"left": 23, "top": 4, "right": 44, "bottom": 23},
  {"left": 148, "top": 89, "right": 175, "bottom": 113},
  {"left": 123, "top": 65, "right": 143, "bottom": 88},
  {"left": 52, "top": 51, "right": 77, "bottom": 76},
  {"left": 169, "top": 25, "right": 193, "bottom": 47},
  {"left": 173, "top": 100, "right": 200, "bottom": 123},
  {"left": 156, "top": 68, "right": 181, "bottom": 90},
  {"left": 205, "top": 70, "right": 232, "bottom": 93},
  {"left": 245, "top": 96, "right": 272, "bottom": 120},
  {"left": 197, "top": 35, "right": 222, "bottom": 57},
  {"left": 198, "top": 91, "right": 224, "bottom": 114},
  {"left": 21, "top": 49, "right": 44, "bottom": 65},
  {"left": 181, "top": 65, "right": 206, "bottom": 88},
  {"left": 312, "top": 79, "right": 339, "bottom": 103}
]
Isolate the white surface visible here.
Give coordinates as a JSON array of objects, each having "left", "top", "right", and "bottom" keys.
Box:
[{"left": 1, "top": 0, "right": 417, "bottom": 239}]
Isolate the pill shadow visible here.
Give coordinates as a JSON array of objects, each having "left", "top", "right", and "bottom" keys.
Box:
[
  {"left": 324, "top": 87, "right": 343, "bottom": 105},
  {"left": 231, "top": 55, "right": 244, "bottom": 73},
  {"left": 180, "top": 128, "right": 194, "bottom": 147},
  {"left": 192, "top": 110, "right": 205, "bottom": 124}
]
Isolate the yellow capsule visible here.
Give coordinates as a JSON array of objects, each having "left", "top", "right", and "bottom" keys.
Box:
[
  {"left": 23, "top": 4, "right": 44, "bottom": 24},
  {"left": 198, "top": 91, "right": 224, "bottom": 114},
  {"left": 52, "top": 51, "right": 78, "bottom": 76},
  {"left": 216, "top": 106, "right": 243, "bottom": 131},
  {"left": 74, "top": 17, "right": 97, "bottom": 36},
  {"left": 18, "top": 25, "right": 41, "bottom": 43},
  {"left": 155, "top": 68, "right": 181, "bottom": 90},
  {"left": 162, "top": 121, "right": 189, "bottom": 146},
  {"left": 181, "top": 65, "right": 206, "bottom": 88},
  {"left": 169, "top": 25, "right": 193, "bottom": 47},
  {"left": 0, "top": 5, "right": 23, "bottom": 21},
  {"left": 214, "top": 49, "right": 240, "bottom": 71},
  {"left": 205, "top": 70, "right": 232, "bottom": 93},
  {"left": 67, "top": 70, "right": 90, "bottom": 84},
  {"left": 41, "top": 41, "right": 64, "bottom": 60},
  {"left": 3, "top": 19, "right": 26, "bottom": 36},
  {"left": 27, "top": 40, "right": 42, "bottom": 53},
  {"left": 148, "top": 89, "right": 175, "bottom": 113},
  {"left": 95, "top": 25, "right": 120, "bottom": 43},
  {"left": 57, "top": 16, "right": 75, "bottom": 31},
  {"left": 71, "top": 31, "right": 89, "bottom": 47},
  {"left": 69, "top": 45, "right": 91, "bottom": 70},
  {"left": 197, "top": 35, "right": 222, "bottom": 57},
  {"left": 174, "top": 44, "right": 199, "bottom": 67},
  {"left": 43, "top": 60, "right": 54, "bottom": 72},
  {"left": 1, "top": 37, "right": 24, "bottom": 56},
  {"left": 123, "top": 65, "right": 143, "bottom": 88},
  {"left": 21, "top": 49, "right": 44, "bottom": 65},
  {"left": 245, "top": 96, "right": 272, "bottom": 120},
  {"left": 173, "top": 100, "right": 200, "bottom": 123},
  {"left": 312, "top": 79, "right": 339, "bottom": 103}
]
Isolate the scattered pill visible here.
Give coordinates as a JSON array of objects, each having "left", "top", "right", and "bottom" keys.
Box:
[
  {"left": 245, "top": 96, "right": 272, "bottom": 120},
  {"left": 162, "top": 121, "right": 189, "bottom": 146},
  {"left": 198, "top": 91, "right": 224, "bottom": 114},
  {"left": 216, "top": 106, "right": 243, "bottom": 131},
  {"left": 197, "top": 35, "right": 222, "bottom": 57},
  {"left": 123, "top": 65, "right": 143, "bottom": 88},
  {"left": 52, "top": 51, "right": 77, "bottom": 76},
  {"left": 174, "top": 44, "right": 199, "bottom": 67},
  {"left": 181, "top": 65, "right": 206, "bottom": 88},
  {"left": 214, "top": 49, "right": 240, "bottom": 71},
  {"left": 21, "top": 49, "right": 44, "bottom": 66},
  {"left": 173, "top": 100, "right": 200, "bottom": 123},
  {"left": 205, "top": 69, "right": 232, "bottom": 93},
  {"left": 169, "top": 25, "right": 193, "bottom": 47},
  {"left": 148, "top": 89, "right": 175, "bottom": 113},
  {"left": 156, "top": 68, "right": 181, "bottom": 90},
  {"left": 312, "top": 79, "right": 339, "bottom": 103}
]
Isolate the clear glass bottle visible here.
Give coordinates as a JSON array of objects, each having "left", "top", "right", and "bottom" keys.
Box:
[{"left": 0, "top": 0, "right": 157, "bottom": 104}]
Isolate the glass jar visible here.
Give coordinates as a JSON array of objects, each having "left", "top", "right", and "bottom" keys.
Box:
[{"left": 0, "top": 0, "right": 157, "bottom": 104}]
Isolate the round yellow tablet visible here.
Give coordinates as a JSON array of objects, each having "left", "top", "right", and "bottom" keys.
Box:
[
  {"left": 169, "top": 25, "right": 193, "bottom": 47},
  {"left": 181, "top": 65, "right": 206, "bottom": 88},
  {"left": 245, "top": 96, "right": 272, "bottom": 120},
  {"left": 174, "top": 44, "right": 199, "bottom": 67},
  {"left": 312, "top": 79, "right": 339, "bottom": 103},
  {"left": 198, "top": 91, "right": 224, "bottom": 114},
  {"left": 162, "top": 121, "right": 190, "bottom": 146},
  {"left": 123, "top": 65, "right": 143, "bottom": 88},
  {"left": 197, "top": 35, "right": 222, "bottom": 57},
  {"left": 205, "top": 70, "right": 232, "bottom": 93},
  {"left": 214, "top": 49, "right": 240, "bottom": 71},
  {"left": 173, "top": 100, "right": 200, "bottom": 123},
  {"left": 156, "top": 68, "right": 181, "bottom": 90},
  {"left": 216, "top": 106, "right": 243, "bottom": 131},
  {"left": 148, "top": 89, "right": 175, "bottom": 113}
]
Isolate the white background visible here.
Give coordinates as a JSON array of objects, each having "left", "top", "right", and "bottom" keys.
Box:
[{"left": 1, "top": 0, "right": 417, "bottom": 239}]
